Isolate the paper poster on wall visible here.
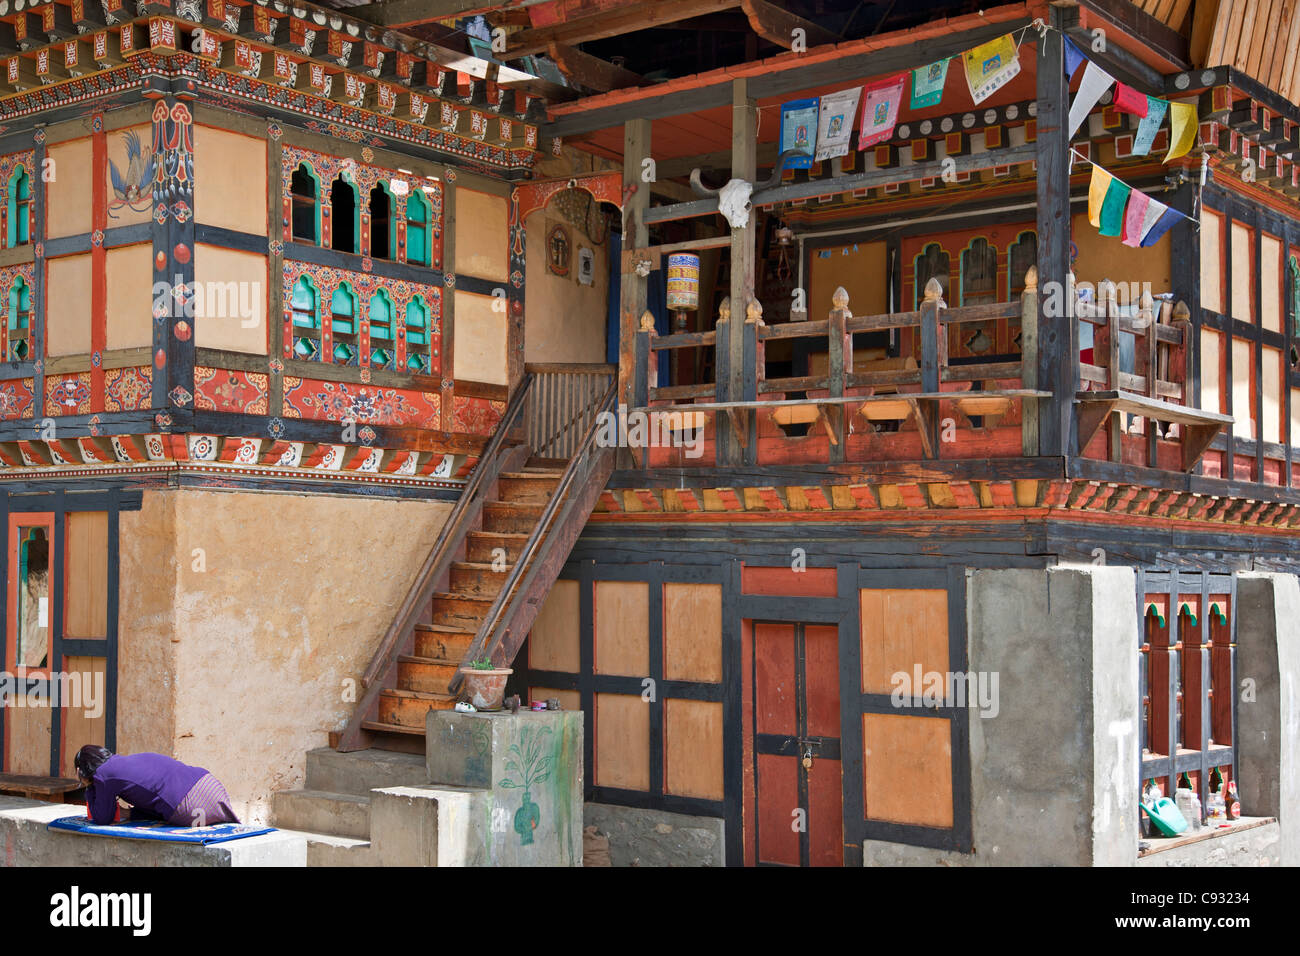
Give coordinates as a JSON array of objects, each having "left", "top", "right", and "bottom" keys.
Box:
[
  {"left": 910, "top": 58, "right": 949, "bottom": 109},
  {"left": 857, "top": 75, "right": 905, "bottom": 149},
  {"left": 577, "top": 247, "right": 595, "bottom": 286},
  {"left": 780, "top": 97, "right": 820, "bottom": 169},
  {"left": 814, "top": 87, "right": 862, "bottom": 161},
  {"left": 962, "top": 33, "right": 1020, "bottom": 105}
]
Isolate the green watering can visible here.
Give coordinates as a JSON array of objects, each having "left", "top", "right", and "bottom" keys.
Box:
[{"left": 1141, "top": 797, "right": 1189, "bottom": 836}]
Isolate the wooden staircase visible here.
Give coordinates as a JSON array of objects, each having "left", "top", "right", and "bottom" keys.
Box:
[{"left": 338, "top": 365, "right": 615, "bottom": 754}]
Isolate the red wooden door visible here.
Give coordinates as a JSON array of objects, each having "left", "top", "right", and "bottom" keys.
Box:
[{"left": 751, "top": 621, "right": 843, "bottom": 866}]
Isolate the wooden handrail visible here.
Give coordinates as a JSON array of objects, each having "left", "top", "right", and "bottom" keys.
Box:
[
  {"left": 359, "top": 374, "right": 533, "bottom": 690},
  {"left": 453, "top": 380, "right": 619, "bottom": 684}
]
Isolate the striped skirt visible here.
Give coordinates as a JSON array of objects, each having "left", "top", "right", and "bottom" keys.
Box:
[{"left": 168, "top": 773, "right": 240, "bottom": 827}]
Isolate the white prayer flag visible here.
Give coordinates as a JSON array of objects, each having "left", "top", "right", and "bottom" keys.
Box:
[
  {"left": 1068, "top": 61, "right": 1115, "bottom": 138},
  {"left": 814, "top": 87, "right": 862, "bottom": 161}
]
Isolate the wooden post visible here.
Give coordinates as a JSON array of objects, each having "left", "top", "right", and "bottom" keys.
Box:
[
  {"left": 919, "top": 277, "right": 945, "bottom": 393},
  {"left": 1021, "top": 266, "right": 1039, "bottom": 456},
  {"left": 827, "top": 287, "right": 850, "bottom": 462},
  {"left": 742, "top": 298, "right": 763, "bottom": 465},
  {"left": 1140, "top": 286, "right": 1158, "bottom": 466},
  {"left": 714, "top": 296, "right": 731, "bottom": 405},
  {"left": 633, "top": 310, "right": 655, "bottom": 410},
  {"left": 1037, "top": 2, "right": 1075, "bottom": 457},
  {"left": 721, "top": 77, "right": 757, "bottom": 466},
  {"left": 619, "top": 117, "right": 651, "bottom": 411},
  {"left": 1100, "top": 279, "right": 1121, "bottom": 462}
]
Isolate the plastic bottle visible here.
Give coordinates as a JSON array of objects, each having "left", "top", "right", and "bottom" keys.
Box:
[{"left": 1175, "top": 787, "right": 1197, "bottom": 829}]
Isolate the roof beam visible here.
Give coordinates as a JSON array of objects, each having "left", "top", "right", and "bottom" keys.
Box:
[
  {"left": 740, "top": 0, "right": 838, "bottom": 49},
  {"left": 546, "top": 41, "right": 645, "bottom": 93},
  {"left": 507, "top": 0, "right": 744, "bottom": 57},
  {"left": 352, "top": 1, "right": 505, "bottom": 28}
]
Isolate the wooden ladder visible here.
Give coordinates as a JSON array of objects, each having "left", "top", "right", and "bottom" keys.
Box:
[{"left": 337, "top": 366, "right": 616, "bottom": 753}]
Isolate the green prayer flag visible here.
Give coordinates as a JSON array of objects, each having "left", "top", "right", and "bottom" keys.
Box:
[{"left": 1098, "top": 177, "right": 1131, "bottom": 237}]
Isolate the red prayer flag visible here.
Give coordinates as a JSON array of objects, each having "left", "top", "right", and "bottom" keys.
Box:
[{"left": 1112, "top": 82, "right": 1149, "bottom": 117}]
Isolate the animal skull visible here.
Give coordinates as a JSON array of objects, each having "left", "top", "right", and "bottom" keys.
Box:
[{"left": 689, "top": 150, "right": 801, "bottom": 230}]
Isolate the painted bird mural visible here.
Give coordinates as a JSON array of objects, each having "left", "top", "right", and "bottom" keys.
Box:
[{"left": 107, "top": 130, "right": 156, "bottom": 218}]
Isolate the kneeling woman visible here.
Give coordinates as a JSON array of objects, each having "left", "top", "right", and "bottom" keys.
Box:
[{"left": 74, "top": 745, "right": 240, "bottom": 827}]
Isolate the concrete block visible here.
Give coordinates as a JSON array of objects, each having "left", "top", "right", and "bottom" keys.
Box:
[
  {"left": 1235, "top": 573, "right": 1300, "bottom": 866},
  {"left": 271, "top": 789, "right": 370, "bottom": 839},
  {"left": 965, "top": 566, "right": 1139, "bottom": 866},
  {"left": 427, "top": 710, "right": 584, "bottom": 866},
  {"left": 304, "top": 747, "right": 428, "bottom": 796},
  {"left": 1137, "top": 819, "right": 1282, "bottom": 867},
  {"left": 583, "top": 803, "right": 724, "bottom": 866},
  {"left": 1, "top": 798, "right": 307, "bottom": 867}
]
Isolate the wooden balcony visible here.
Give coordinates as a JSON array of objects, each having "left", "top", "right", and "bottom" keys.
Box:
[{"left": 627, "top": 268, "right": 1231, "bottom": 480}]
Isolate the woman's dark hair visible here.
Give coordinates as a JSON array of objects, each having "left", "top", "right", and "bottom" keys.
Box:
[{"left": 74, "top": 744, "right": 113, "bottom": 780}]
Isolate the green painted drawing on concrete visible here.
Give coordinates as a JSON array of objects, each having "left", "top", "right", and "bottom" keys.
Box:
[{"left": 499, "top": 724, "right": 553, "bottom": 845}]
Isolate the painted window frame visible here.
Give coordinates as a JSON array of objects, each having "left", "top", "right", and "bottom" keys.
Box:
[
  {"left": 405, "top": 190, "right": 431, "bottom": 268},
  {"left": 404, "top": 294, "right": 432, "bottom": 374},
  {"left": 368, "top": 182, "right": 396, "bottom": 261},
  {"left": 368, "top": 288, "right": 395, "bottom": 370},
  {"left": 290, "top": 162, "right": 321, "bottom": 245},
  {"left": 7, "top": 164, "right": 30, "bottom": 248},
  {"left": 289, "top": 275, "right": 321, "bottom": 361},
  {"left": 5, "top": 512, "right": 55, "bottom": 681},
  {"left": 8, "top": 275, "right": 31, "bottom": 362},
  {"left": 330, "top": 282, "right": 359, "bottom": 366},
  {"left": 329, "top": 174, "right": 360, "bottom": 255}
]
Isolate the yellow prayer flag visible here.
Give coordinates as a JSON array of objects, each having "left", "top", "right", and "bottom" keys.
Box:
[
  {"left": 1164, "top": 102, "right": 1198, "bottom": 163},
  {"left": 1088, "top": 165, "right": 1113, "bottom": 228}
]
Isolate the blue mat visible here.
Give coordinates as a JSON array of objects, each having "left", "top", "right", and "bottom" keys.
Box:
[{"left": 47, "top": 815, "right": 274, "bottom": 844}]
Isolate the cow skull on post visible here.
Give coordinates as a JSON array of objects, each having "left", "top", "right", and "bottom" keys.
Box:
[{"left": 689, "top": 150, "right": 799, "bottom": 229}]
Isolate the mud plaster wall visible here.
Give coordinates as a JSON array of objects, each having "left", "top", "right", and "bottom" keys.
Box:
[
  {"left": 117, "top": 488, "right": 452, "bottom": 822},
  {"left": 523, "top": 207, "right": 608, "bottom": 364}
]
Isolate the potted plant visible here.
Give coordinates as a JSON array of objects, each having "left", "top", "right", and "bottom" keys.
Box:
[{"left": 459, "top": 657, "right": 513, "bottom": 711}]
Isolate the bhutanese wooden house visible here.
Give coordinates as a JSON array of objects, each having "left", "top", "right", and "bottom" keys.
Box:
[{"left": 0, "top": 0, "right": 1298, "bottom": 867}]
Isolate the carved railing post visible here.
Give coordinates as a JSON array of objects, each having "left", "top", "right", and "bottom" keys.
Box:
[
  {"left": 1171, "top": 300, "right": 1192, "bottom": 410},
  {"left": 744, "top": 297, "right": 763, "bottom": 403},
  {"left": 714, "top": 296, "right": 731, "bottom": 405},
  {"left": 919, "top": 277, "right": 946, "bottom": 394},
  {"left": 1098, "top": 278, "right": 1121, "bottom": 461},
  {"left": 633, "top": 309, "right": 655, "bottom": 410},
  {"left": 1138, "top": 285, "right": 1156, "bottom": 400},
  {"left": 828, "top": 286, "right": 850, "bottom": 400},
  {"left": 1020, "top": 265, "right": 1039, "bottom": 456}
]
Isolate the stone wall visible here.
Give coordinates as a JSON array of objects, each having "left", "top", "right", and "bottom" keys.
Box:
[{"left": 583, "top": 803, "right": 725, "bottom": 866}]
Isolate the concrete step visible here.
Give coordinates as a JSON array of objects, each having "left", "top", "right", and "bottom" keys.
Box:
[
  {"left": 304, "top": 747, "right": 428, "bottom": 797},
  {"left": 466, "top": 531, "right": 530, "bottom": 564},
  {"left": 271, "top": 789, "right": 371, "bottom": 840},
  {"left": 482, "top": 500, "right": 545, "bottom": 534},
  {"left": 414, "top": 624, "right": 475, "bottom": 660},
  {"left": 397, "top": 654, "right": 459, "bottom": 695},
  {"left": 273, "top": 829, "right": 374, "bottom": 867}
]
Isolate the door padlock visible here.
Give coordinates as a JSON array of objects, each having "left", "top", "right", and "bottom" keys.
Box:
[{"left": 801, "top": 748, "right": 813, "bottom": 770}]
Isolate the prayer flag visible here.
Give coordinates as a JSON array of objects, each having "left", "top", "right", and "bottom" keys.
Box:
[
  {"left": 1098, "top": 178, "right": 1131, "bottom": 237},
  {"left": 1063, "top": 37, "right": 1086, "bottom": 80},
  {"left": 779, "top": 97, "right": 820, "bottom": 169},
  {"left": 911, "top": 58, "right": 950, "bottom": 109},
  {"left": 1088, "top": 165, "right": 1113, "bottom": 228},
  {"left": 1164, "top": 101, "right": 1198, "bottom": 162},
  {"left": 1122, "top": 189, "right": 1150, "bottom": 247},
  {"left": 1132, "top": 97, "right": 1168, "bottom": 156},
  {"left": 1112, "top": 83, "right": 1149, "bottom": 117},
  {"left": 1139, "top": 199, "right": 1181, "bottom": 247},
  {"left": 962, "top": 34, "right": 1021, "bottom": 105},
  {"left": 858, "top": 75, "right": 905, "bottom": 149},
  {"left": 814, "top": 86, "right": 862, "bottom": 161},
  {"left": 1068, "top": 60, "right": 1115, "bottom": 137}
]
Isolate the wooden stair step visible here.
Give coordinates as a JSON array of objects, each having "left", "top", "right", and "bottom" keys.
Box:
[
  {"left": 524, "top": 457, "right": 568, "bottom": 470},
  {"left": 377, "top": 687, "right": 457, "bottom": 727},
  {"left": 414, "top": 624, "right": 475, "bottom": 660},
  {"left": 482, "top": 500, "right": 546, "bottom": 533},
  {"left": 449, "top": 561, "right": 512, "bottom": 597},
  {"left": 361, "top": 720, "right": 427, "bottom": 737},
  {"left": 497, "top": 473, "right": 561, "bottom": 504},
  {"left": 466, "top": 531, "right": 530, "bottom": 564},
  {"left": 397, "top": 654, "right": 460, "bottom": 695}
]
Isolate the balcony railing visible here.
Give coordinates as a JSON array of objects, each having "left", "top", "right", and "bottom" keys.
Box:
[{"left": 627, "top": 267, "right": 1231, "bottom": 473}]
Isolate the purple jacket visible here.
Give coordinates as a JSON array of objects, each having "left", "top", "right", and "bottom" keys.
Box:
[{"left": 86, "top": 753, "right": 207, "bottom": 824}]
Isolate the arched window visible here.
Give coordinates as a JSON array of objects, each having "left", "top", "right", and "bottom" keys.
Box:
[
  {"left": 1290, "top": 256, "right": 1300, "bottom": 370},
  {"left": 960, "top": 237, "right": 998, "bottom": 306},
  {"left": 914, "top": 242, "right": 949, "bottom": 308},
  {"left": 405, "top": 296, "right": 430, "bottom": 373},
  {"left": 290, "top": 164, "right": 319, "bottom": 244},
  {"left": 331, "top": 284, "right": 358, "bottom": 364},
  {"left": 1007, "top": 231, "right": 1037, "bottom": 298},
  {"left": 405, "top": 191, "right": 430, "bottom": 267},
  {"left": 8, "top": 165, "right": 30, "bottom": 248},
  {"left": 369, "top": 184, "right": 393, "bottom": 260},
  {"left": 369, "top": 290, "right": 394, "bottom": 368},
  {"left": 330, "top": 176, "right": 357, "bottom": 254},
  {"left": 8, "top": 277, "right": 30, "bottom": 361},
  {"left": 290, "top": 276, "right": 320, "bottom": 360}
]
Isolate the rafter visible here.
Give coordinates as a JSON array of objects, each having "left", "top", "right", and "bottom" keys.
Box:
[
  {"left": 545, "top": 41, "right": 644, "bottom": 93},
  {"left": 739, "top": 0, "right": 838, "bottom": 49},
  {"left": 506, "top": 0, "right": 743, "bottom": 58}
]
